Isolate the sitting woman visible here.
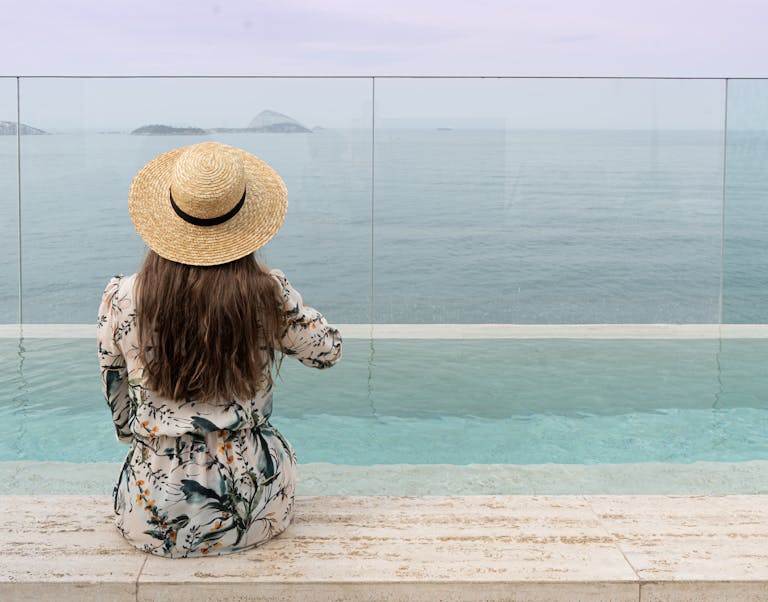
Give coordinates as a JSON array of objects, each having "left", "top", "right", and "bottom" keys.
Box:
[{"left": 97, "top": 142, "right": 342, "bottom": 557}]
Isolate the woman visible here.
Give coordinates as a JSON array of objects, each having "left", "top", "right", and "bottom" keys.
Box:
[{"left": 97, "top": 142, "right": 342, "bottom": 557}]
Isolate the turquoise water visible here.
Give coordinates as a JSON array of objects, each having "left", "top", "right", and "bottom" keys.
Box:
[{"left": 1, "top": 338, "right": 767, "bottom": 465}]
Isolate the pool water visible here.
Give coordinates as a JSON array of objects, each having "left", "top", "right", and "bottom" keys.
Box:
[{"left": 1, "top": 337, "right": 767, "bottom": 466}]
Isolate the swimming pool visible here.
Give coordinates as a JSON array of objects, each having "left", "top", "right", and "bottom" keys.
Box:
[{"left": 2, "top": 332, "right": 767, "bottom": 494}]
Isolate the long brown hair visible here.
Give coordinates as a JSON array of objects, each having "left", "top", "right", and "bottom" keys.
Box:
[{"left": 136, "top": 250, "right": 285, "bottom": 402}]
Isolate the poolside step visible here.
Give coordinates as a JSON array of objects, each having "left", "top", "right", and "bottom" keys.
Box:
[{"left": 1, "top": 495, "right": 768, "bottom": 601}]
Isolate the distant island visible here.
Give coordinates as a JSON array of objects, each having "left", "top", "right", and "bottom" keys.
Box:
[
  {"left": 0, "top": 121, "right": 47, "bottom": 135},
  {"left": 245, "top": 110, "right": 311, "bottom": 133},
  {"left": 131, "top": 124, "right": 207, "bottom": 135},
  {"left": 131, "top": 110, "right": 312, "bottom": 136}
]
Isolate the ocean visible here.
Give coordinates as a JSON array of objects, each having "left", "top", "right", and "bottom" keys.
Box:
[{"left": 2, "top": 126, "right": 764, "bottom": 325}]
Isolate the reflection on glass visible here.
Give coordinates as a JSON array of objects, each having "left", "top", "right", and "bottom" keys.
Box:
[
  {"left": 374, "top": 78, "right": 725, "bottom": 323},
  {"left": 723, "top": 79, "right": 768, "bottom": 323},
  {"left": 18, "top": 77, "right": 372, "bottom": 323},
  {"left": 0, "top": 77, "right": 18, "bottom": 322}
]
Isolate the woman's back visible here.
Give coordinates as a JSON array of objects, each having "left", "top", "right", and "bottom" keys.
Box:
[
  {"left": 98, "top": 142, "right": 342, "bottom": 557},
  {"left": 98, "top": 266, "right": 341, "bottom": 557}
]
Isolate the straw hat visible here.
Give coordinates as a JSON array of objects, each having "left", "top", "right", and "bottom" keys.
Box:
[{"left": 128, "top": 142, "right": 287, "bottom": 266}]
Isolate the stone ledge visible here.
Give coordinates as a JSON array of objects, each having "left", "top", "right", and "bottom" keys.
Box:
[
  {"left": 6, "top": 460, "right": 768, "bottom": 496},
  {"left": 2, "top": 495, "right": 768, "bottom": 601}
]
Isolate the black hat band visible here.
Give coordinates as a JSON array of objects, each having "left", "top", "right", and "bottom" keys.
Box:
[{"left": 170, "top": 188, "right": 246, "bottom": 227}]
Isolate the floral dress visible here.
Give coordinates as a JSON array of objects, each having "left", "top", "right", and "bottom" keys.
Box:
[{"left": 97, "top": 268, "right": 342, "bottom": 558}]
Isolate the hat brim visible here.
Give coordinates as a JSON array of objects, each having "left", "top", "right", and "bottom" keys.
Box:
[{"left": 128, "top": 145, "right": 287, "bottom": 266}]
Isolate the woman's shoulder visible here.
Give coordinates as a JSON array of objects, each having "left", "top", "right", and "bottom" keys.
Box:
[
  {"left": 267, "top": 267, "right": 287, "bottom": 282},
  {"left": 267, "top": 267, "right": 294, "bottom": 293},
  {"left": 100, "top": 273, "right": 139, "bottom": 312},
  {"left": 102, "top": 273, "right": 138, "bottom": 294},
  {"left": 266, "top": 268, "right": 304, "bottom": 309}
]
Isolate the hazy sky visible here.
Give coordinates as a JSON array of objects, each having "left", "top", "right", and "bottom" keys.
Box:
[{"left": 1, "top": 0, "right": 766, "bottom": 77}]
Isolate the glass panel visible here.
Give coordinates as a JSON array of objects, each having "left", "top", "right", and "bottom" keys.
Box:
[
  {"left": 369, "top": 338, "right": 721, "bottom": 419},
  {"left": 0, "top": 338, "right": 371, "bottom": 463},
  {"left": 18, "top": 77, "right": 372, "bottom": 323},
  {"left": 0, "top": 338, "right": 122, "bottom": 462},
  {"left": 12, "top": 337, "right": 768, "bottom": 467},
  {"left": 717, "top": 339, "right": 768, "bottom": 410},
  {"left": 0, "top": 77, "right": 18, "bottom": 323},
  {"left": 373, "top": 78, "right": 725, "bottom": 323},
  {"left": 723, "top": 79, "right": 768, "bottom": 323}
]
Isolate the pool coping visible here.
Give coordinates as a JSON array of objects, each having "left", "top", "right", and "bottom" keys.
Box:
[
  {"left": 3, "top": 322, "right": 768, "bottom": 338},
  {"left": 3, "top": 494, "right": 768, "bottom": 601},
  {"left": 5, "top": 460, "right": 768, "bottom": 496}
]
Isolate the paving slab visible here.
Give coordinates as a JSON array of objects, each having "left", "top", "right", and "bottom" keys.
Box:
[
  {"left": 139, "top": 496, "right": 638, "bottom": 600},
  {"left": 0, "top": 495, "right": 146, "bottom": 601},
  {"left": 588, "top": 495, "right": 768, "bottom": 583}
]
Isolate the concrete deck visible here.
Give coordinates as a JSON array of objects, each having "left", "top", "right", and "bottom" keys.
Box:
[{"left": 2, "top": 495, "right": 768, "bottom": 601}]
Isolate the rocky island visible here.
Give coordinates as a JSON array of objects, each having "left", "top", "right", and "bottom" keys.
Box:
[
  {"left": 0, "top": 121, "right": 47, "bottom": 135},
  {"left": 132, "top": 110, "right": 313, "bottom": 136},
  {"left": 208, "top": 110, "right": 312, "bottom": 133},
  {"left": 246, "top": 109, "right": 311, "bottom": 133},
  {"left": 131, "top": 124, "right": 208, "bottom": 135}
]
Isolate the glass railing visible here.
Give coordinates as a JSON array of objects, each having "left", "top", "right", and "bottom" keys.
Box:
[
  {"left": 723, "top": 79, "right": 768, "bottom": 323},
  {"left": 374, "top": 78, "right": 729, "bottom": 323},
  {"left": 3, "top": 76, "right": 762, "bottom": 326},
  {"left": 10, "top": 77, "right": 373, "bottom": 323},
  {"left": 1, "top": 77, "right": 767, "bottom": 494},
  {"left": 0, "top": 77, "right": 18, "bottom": 323}
]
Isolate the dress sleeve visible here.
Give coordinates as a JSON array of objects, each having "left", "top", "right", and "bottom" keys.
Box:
[
  {"left": 270, "top": 269, "right": 343, "bottom": 369},
  {"left": 97, "top": 276, "right": 133, "bottom": 444}
]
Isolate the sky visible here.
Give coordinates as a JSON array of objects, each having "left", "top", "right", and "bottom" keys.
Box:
[
  {"left": 0, "top": 1, "right": 765, "bottom": 130},
  {"left": 1, "top": 0, "right": 766, "bottom": 77}
]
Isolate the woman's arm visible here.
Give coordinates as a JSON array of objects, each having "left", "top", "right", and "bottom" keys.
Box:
[
  {"left": 271, "top": 269, "right": 342, "bottom": 369},
  {"left": 97, "top": 276, "right": 134, "bottom": 443}
]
